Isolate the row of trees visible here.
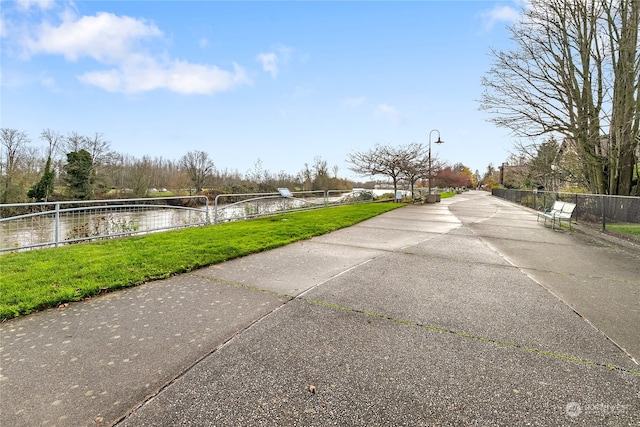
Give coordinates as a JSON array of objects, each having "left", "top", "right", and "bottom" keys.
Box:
[
  {"left": 500, "top": 131, "right": 639, "bottom": 193},
  {"left": 499, "top": 137, "right": 580, "bottom": 191},
  {"left": 347, "top": 143, "right": 475, "bottom": 195},
  {"left": 0, "top": 128, "right": 355, "bottom": 204},
  {"left": 1, "top": 128, "right": 482, "bottom": 205},
  {"left": 480, "top": 0, "right": 639, "bottom": 196}
]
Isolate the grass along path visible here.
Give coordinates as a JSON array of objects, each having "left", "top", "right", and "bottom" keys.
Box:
[
  {"left": 607, "top": 224, "right": 640, "bottom": 239},
  {"left": 0, "top": 203, "right": 402, "bottom": 320}
]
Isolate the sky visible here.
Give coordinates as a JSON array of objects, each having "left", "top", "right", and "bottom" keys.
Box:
[{"left": 1, "top": 0, "right": 524, "bottom": 181}]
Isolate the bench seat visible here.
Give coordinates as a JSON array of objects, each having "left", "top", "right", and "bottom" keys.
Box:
[{"left": 537, "top": 201, "right": 576, "bottom": 230}]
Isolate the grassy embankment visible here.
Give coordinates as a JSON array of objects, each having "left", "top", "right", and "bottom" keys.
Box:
[
  {"left": 440, "top": 191, "right": 457, "bottom": 199},
  {"left": 607, "top": 224, "right": 640, "bottom": 239},
  {"left": 0, "top": 203, "right": 403, "bottom": 320}
]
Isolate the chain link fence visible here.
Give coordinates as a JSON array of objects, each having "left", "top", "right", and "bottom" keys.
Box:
[{"left": 492, "top": 189, "right": 640, "bottom": 230}]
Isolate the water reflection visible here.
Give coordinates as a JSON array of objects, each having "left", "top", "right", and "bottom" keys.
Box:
[{"left": 1, "top": 191, "right": 376, "bottom": 252}]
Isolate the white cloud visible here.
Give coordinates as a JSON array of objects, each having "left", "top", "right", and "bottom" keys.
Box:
[
  {"left": 14, "top": 10, "right": 250, "bottom": 94},
  {"left": 257, "top": 45, "right": 293, "bottom": 78},
  {"left": 257, "top": 52, "right": 279, "bottom": 78},
  {"left": 78, "top": 60, "right": 250, "bottom": 95},
  {"left": 78, "top": 69, "right": 122, "bottom": 92},
  {"left": 23, "top": 12, "right": 162, "bottom": 62},
  {"left": 16, "top": 0, "right": 55, "bottom": 11},
  {"left": 375, "top": 103, "right": 403, "bottom": 125},
  {"left": 480, "top": 4, "right": 521, "bottom": 30}
]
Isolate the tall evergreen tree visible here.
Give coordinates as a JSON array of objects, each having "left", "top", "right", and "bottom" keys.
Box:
[
  {"left": 64, "top": 150, "right": 94, "bottom": 200},
  {"left": 27, "top": 157, "right": 55, "bottom": 202}
]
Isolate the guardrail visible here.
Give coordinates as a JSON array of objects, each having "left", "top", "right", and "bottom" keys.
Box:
[
  {"left": 1, "top": 189, "right": 378, "bottom": 252},
  {"left": 213, "top": 190, "right": 325, "bottom": 223},
  {"left": 213, "top": 188, "right": 375, "bottom": 224},
  {"left": 0, "top": 196, "right": 209, "bottom": 252},
  {"left": 491, "top": 188, "right": 640, "bottom": 230}
]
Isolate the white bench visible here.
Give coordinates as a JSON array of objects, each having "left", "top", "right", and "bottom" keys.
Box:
[{"left": 537, "top": 201, "right": 576, "bottom": 230}]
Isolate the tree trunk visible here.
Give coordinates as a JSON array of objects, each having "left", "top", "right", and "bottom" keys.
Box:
[{"left": 606, "top": 0, "right": 639, "bottom": 196}]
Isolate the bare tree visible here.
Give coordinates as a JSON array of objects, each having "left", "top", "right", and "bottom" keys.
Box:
[
  {"left": 348, "top": 144, "right": 401, "bottom": 195},
  {"left": 40, "top": 129, "right": 63, "bottom": 159},
  {"left": 399, "top": 144, "right": 429, "bottom": 197},
  {"left": 0, "top": 128, "right": 30, "bottom": 177},
  {"left": 347, "top": 143, "right": 426, "bottom": 197},
  {"left": 63, "top": 131, "right": 86, "bottom": 153},
  {"left": 84, "top": 132, "right": 115, "bottom": 168},
  {"left": 312, "top": 156, "right": 330, "bottom": 190},
  {"left": 62, "top": 131, "right": 114, "bottom": 166},
  {"left": 603, "top": 0, "right": 640, "bottom": 195},
  {"left": 246, "top": 158, "right": 265, "bottom": 191},
  {"left": 128, "top": 157, "right": 154, "bottom": 197},
  {"left": 179, "top": 150, "right": 214, "bottom": 193},
  {"left": 300, "top": 163, "right": 313, "bottom": 191},
  {"left": 528, "top": 137, "right": 561, "bottom": 190},
  {"left": 479, "top": 0, "right": 636, "bottom": 194},
  {"left": 20, "top": 146, "right": 43, "bottom": 177},
  {"left": 0, "top": 128, "right": 31, "bottom": 203}
]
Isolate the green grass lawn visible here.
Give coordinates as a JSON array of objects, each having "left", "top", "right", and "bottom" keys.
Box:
[
  {"left": 0, "top": 203, "right": 402, "bottom": 320},
  {"left": 607, "top": 224, "right": 640, "bottom": 239}
]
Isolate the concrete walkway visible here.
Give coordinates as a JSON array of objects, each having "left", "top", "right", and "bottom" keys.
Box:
[{"left": 1, "top": 191, "right": 638, "bottom": 426}]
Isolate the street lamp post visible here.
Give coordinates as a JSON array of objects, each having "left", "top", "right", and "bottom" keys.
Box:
[{"left": 428, "top": 129, "right": 444, "bottom": 195}]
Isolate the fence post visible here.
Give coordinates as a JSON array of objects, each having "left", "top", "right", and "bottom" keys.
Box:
[
  {"left": 54, "top": 203, "right": 60, "bottom": 248},
  {"left": 205, "top": 197, "right": 210, "bottom": 224},
  {"left": 214, "top": 195, "right": 220, "bottom": 224},
  {"left": 601, "top": 195, "right": 606, "bottom": 231}
]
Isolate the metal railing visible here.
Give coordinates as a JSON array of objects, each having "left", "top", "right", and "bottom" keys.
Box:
[
  {"left": 213, "top": 190, "right": 325, "bottom": 223},
  {"left": 1, "top": 196, "right": 209, "bottom": 252},
  {"left": 1, "top": 189, "right": 378, "bottom": 251},
  {"left": 213, "top": 188, "right": 375, "bottom": 224},
  {"left": 492, "top": 188, "right": 640, "bottom": 230}
]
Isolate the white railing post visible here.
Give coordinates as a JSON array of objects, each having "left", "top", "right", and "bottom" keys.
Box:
[
  {"left": 54, "top": 203, "right": 60, "bottom": 248},
  {"left": 204, "top": 197, "right": 210, "bottom": 224}
]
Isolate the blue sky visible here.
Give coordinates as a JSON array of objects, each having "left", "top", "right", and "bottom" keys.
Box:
[{"left": 1, "top": 0, "right": 523, "bottom": 180}]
